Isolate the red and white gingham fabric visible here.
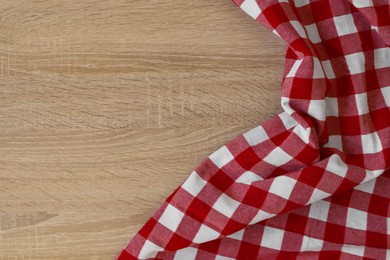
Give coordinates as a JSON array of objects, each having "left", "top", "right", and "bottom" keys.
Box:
[{"left": 118, "top": 0, "right": 390, "bottom": 259}]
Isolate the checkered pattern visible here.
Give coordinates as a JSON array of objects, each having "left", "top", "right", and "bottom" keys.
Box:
[{"left": 118, "top": 0, "right": 390, "bottom": 259}]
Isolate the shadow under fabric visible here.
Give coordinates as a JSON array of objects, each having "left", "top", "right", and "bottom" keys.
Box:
[{"left": 117, "top": 0, "right": 390, "bottom": 259}]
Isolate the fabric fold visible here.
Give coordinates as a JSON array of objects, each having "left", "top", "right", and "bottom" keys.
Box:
[{"left": 118, "top": 0, "right": 389, "bottom": 259}]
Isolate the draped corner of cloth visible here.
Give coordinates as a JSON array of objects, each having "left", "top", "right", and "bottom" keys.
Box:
[{"left": 117, "top": 0, "right": 390, "bottom": 259}]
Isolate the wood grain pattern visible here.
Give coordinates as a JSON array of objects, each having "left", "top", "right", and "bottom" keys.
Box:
[{"left": 0, "top": 1, "right": 285, "bottom": 259}]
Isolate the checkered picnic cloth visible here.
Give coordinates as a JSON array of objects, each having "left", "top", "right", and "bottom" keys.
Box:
[{"left": 117, "top": 0, "right": 390, "bottom": 259}]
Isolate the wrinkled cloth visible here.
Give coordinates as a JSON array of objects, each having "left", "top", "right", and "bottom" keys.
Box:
[{"left": 118, "top": 0, "right": 390, "bottom": 259}]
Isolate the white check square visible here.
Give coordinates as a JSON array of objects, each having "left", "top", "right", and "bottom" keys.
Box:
[
  {"left": 240, "top": 0, "right": 262, "bottom": 19},
  {"left": 355, "top": 178, "right": 376, "bottom": 194},
  {"left": 292, "top": 124, "right": 310, "bottom": 144},
  {"left": 341, "top": 245, "right": 365, "bottom": 257},
  {"left": 263, "top": 147, "right": 293, "bottom": 166},
  {"left": 279, "top": 112, "right": 297, "bottom": 130},
  {"left": 182, "top": 171, "right": 207, "bottom": 197},
  {"left": 352, "top": 0, "right": 373, "bottom": 7},
  {"left": 323, "top": 135, "right": 343, "bottom": 151},
  {"left": 381, "top": 86, "right": 390, "bottom": 106},
  {"left": 193, "top": 224, "right": 220, "bottom": 243},
  {"left": 261, "top": 227, "right": 284, "bottom": 250},
  {"left": 346, "top": 208, "right": 368, "bottom": 230},
  {"left": 294, "top": 0, "right": 310, "bottom": 7},
  {"left": 305, "top": 23, "right": 321, "bottom": 43},
  {"left": 139, "top": 240, "right": 164, "bottom": 259},
  {"left": 374, "top": 48, "right": 390, "bottom": 69},
  {"left": 321, "top": 60, "right": 336, "bottom": 79},
  {"left": 334, "top": 14, "right": 358, "bottom": 36},
  {"left": 212, "top": 193, "right": 240, "bottom": 218},
  {"left": 345, "top": 52, "right": 365, "bottom": 74},
  {"left": 326, "top": 155, "right": 348, "bottom": 178},
  {"left": 209, "top": 146, "right": 234, "bottom": 168},
  {"left": 387, "top": 217, "right": 390, "bottom": 235},
  {"left": 236, "top": 171, "right": 263, "bottom": 184},
  {"left": 291, "top": 20, "right": 307, "bottom": 38},
  {"left": 301, "top": 235, "right": 324, "bottom": 251},
  {"left": 158, "top": 204, "right": 185, "bottom": 232},
  {"left": 309, "top": 200, "right": 331, "bottom": 222},
  {"left": 308, "top": 100, "right": 326, "bottom": 121},
  {"left": 269, "top": 176, "right": 297, "bottom": 200},
  {"left": 249, "top": 210, "right": 275, "bottom": 225},
  {"left": 313, "top": 58, "right": 325, "bottom": 78},
  {"left": 355, "top": 93, "right": 369, "bottom": 115},
  {"left": 362, "top": 169, "right": 384, "bottom": 183},
  {"left": 174, "top": 247, "right": 198, "bottom": 260},
  {"left": 361, "top": 132, "right": 383, "bottom": 154},
  {"left": 307, "top": 188, "right": 331, "bottom": 204},
  {"left": 227, "top": 229, "right": 245, "bottom": 241},
  {"left": 243, "top": 125, "right": 269, "bottom": 146},
  {"left": 325, "top": 97, "right": 339, "bottom": 116}
]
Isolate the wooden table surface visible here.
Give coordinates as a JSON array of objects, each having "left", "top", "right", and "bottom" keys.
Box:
[{"left": 0, "top": 1, "right": 285, "bottom": 259}]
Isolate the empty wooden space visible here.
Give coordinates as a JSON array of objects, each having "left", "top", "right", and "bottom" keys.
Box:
[{"left": 0, "top": 1, "right": 285, "bottom": 259}]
